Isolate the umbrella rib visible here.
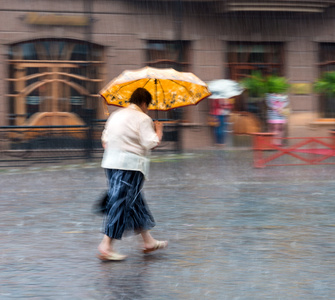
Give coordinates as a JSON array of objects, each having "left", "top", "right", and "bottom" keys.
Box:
[
  {"left": 139, "top": 78, "right": 154, "bottom": 105},
  {"left": 141, "top": 78, "right": 152, "bottom": 89},
  {"left": 169, "top": 79, "right": 194, "bottom": 98},
  {"left": 113, "top": 79, "right": 148, "bottom": 96},
  {"left": 156, "top": 79, "right": 166, "bottom": 107}
]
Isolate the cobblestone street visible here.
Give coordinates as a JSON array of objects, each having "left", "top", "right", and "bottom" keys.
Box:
[{"left": 1, "top": 150, "right": 335, "bottom": 299}]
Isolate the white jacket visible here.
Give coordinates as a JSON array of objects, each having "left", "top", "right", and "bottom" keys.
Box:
[{"left": 101, "top": 104, "right": 160, "bottom": 178}]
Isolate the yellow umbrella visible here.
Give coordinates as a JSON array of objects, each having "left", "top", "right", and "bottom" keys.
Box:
[{"left": 99, "top": 66, "right": 211, "bottom": 111}]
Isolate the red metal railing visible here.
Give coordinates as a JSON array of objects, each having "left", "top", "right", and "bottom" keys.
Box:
[{"left": 252, "top": 132, "right": 335, "bottom": 168}]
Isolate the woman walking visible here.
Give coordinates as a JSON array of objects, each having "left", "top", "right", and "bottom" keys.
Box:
[{"left": 97, "top": 88, "right": 168, "bottom": 261}]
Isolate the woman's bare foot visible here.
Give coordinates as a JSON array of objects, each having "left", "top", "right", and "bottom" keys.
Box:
[
  {"left": 97, "top": 251, "right": 127, "bottom": 261},
  {"left": 98, "top": 236, "right": 113, "bottom": 255},
  {"left": 97, "top": 245, "right": 127, "bottom": 261},
  {"left": 142, "top": 240, "right": 168, "bottom": 253},
  {"left": 97, "top": 235, "right": 127, "bottom": 261},
  {"left": 140, "top": 230, "right": 168, "bottom": 253},
  {"left": 98, "top": 244, "right": 112, "bottom": 256}
]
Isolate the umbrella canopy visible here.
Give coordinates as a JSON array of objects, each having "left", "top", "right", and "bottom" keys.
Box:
[
  {"left": 99, "top": 66, "right": 211, "bottom": 111},
  {"left": 207, "top": 79, "right": 244, "bottom": 99}
]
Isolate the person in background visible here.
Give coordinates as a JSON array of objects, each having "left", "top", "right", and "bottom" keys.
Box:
[
  {"left": 97, "top": 87, "right": 168, "bottom": 261},
  {"left": 266, "top": 94, "right": 290, "bottom": 146},
  {"left": 209, "top": 98, "right": 231, "bottom": 146}
]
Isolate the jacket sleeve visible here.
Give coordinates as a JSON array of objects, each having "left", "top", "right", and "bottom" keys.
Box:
[
  {"left": 101, "top": 116, "right": 112, "bottom": 145},
  {"left": 138, "top": 117, "right": 160, "bottom": 150}
]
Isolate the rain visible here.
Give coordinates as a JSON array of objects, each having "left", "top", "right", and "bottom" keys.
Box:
[{"left": 1, "top": 0, "right": 335, "bottom": 299}]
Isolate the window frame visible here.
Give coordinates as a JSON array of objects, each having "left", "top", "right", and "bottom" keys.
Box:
[
  {"left": 227, "top": 42, "right": 285, "bottom": 81},
  {"left": 318, "top": 43, "right": 335, "bottom": 118},
  {"left": 6, "top": 38, "right": 104, "bottom": 125}
]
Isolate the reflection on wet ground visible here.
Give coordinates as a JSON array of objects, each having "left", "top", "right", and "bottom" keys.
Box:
[{"left": 1, "top": 151, "right": 335, "bottom": 299}]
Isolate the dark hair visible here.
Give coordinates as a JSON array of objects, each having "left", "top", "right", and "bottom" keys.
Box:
[{"left": 129, "top": 88, "right": 152, "bottom": 107}]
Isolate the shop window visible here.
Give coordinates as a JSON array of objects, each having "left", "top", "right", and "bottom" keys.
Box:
[
  {"left": 7, "top": 39, "right": 103, "bottom": 125},
  {"left": 318, "top": 43, "right": 335, "bottom": 118},
  {"left": 227, "top": 42, "right": 284, "bottom": 81},
  {"left": 227, "top": 42, "right": 284, "bottom": 124},
  {"left": 146, "top": 40, "right": 190, "bottom": 72}
]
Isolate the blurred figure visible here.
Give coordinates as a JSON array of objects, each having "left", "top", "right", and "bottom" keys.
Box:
[
  {"left": 97, "top": 88, "right": 168, "bottom": 261},
  {"left": 209, "top": 98, "right": 231, "bottom": 146},
  {"left": 266, "top": 94, "right": 290, "bottom": 146}
]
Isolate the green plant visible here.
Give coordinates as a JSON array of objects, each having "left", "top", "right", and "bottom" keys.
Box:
[
  {"left": 314, "top": 71, "right": 335, "bottom": 97},
  {"left": 265, "top": 75, "right": 290, "bottom": 94},
  {"left": 241, "top": 72, "right": 290, "bottom": 98},
  {"left": 240, "top": 71, "right": 267, "bottom": 98}
]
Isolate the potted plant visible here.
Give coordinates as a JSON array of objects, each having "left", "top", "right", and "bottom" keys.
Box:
[
  {"left": 314, "top": 71, "right": 335, "bottom": 121},
  {"left": 264, "top": 74, "right": 291, "bottom": 117},
  {"left": 264, "top": 75, "right": 290, "bottom": 145},
  {"left": 264, "top": 75, "right": 290, "bottom": 116},
  {"left": 241, "top": 71, "right": 267, "bottom": 101},
  {"left": 314, "top": 71, "right": 335, "bottom": 97},
  {"left": 241, "top": 72, "right": 290, "bottom": 132},
  {"left": 240, "top": 71, "right": 268, "bottom": 130},
  {"left": 241, "top": 72, "right": 290, "bottom": 97},
  {"left": 265, "top": 75, "right": 291, "bottom": 94}
]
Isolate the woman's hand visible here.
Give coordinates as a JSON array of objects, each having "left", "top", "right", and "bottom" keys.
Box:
[{"left": 154, "top": 121, "right": 164, "bottom": 142}]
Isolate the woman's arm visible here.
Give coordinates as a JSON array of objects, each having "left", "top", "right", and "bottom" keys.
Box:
[
  {"left": 139, "top": 118, "right": 163, "bottom": 150},
  {"left": 154, "top": 121, "right": 163, "bottom": 142}
]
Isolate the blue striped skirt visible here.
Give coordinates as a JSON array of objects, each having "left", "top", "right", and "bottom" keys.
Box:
[{"left": 103, "top": 169, "right": 155, "bottom": 240}]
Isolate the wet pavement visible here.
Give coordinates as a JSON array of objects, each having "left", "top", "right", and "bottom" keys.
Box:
[{"left": 1, "top": 150, "right": 335, "bottom": 299}]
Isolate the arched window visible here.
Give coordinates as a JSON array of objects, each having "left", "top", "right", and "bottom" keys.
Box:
[{"left": 7, "top": 39, "right": 104, "bottom": 125}]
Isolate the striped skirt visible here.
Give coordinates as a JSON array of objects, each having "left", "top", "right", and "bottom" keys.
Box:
[{"left": 103, "top": 169, "right": 155, "bottom": 240}]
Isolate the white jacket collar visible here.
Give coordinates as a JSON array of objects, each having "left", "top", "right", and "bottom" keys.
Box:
[{"left": 128, "top": 103, "right": 143, "bottom": 112}]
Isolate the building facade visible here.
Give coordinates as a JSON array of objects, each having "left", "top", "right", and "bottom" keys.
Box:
[{"left": 1, "top": 0, "right": 335, "bottom": 149}]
